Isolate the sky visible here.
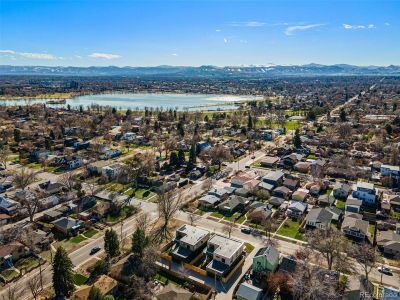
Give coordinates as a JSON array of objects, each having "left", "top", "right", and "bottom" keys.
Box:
[{"left": 0, "top": 0, "right": 399, "bottom": 67}]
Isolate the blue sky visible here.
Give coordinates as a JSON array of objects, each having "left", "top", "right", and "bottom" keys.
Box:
[{"left": 0, "top": 0, "right": 399, "bottom": 67}]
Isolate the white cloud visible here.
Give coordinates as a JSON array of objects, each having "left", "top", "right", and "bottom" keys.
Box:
[
  {"left": 239, "top": 39, "right": 248, "bottom": 44},
  {"left": 223, "top": 37, "right": 229, "bottom": 43},
  {"left": 285, "top": 24, "right": 323, "bottom": 36},
  {"left": 215, "top": 29, "right": 221, "bottom": 32},
  {"left": 89, "top": 52, "right": 121, "bottom": 59},
  {"left": 171, "top": 53, "right": 178, "bottom": 56},
  {"left": 0, "top": 49, "right": 16, "bottom": 54},
  {"left": 229, "top": 21, "right": 266, "bottom": 27},
  {"left": 343, "top": 23, "right": 376, "bottom": 30},
  {"left": 74, "top": 55, "right": 83, "bottom": 59},
  {"left": 384, "top": 22, "right": 390, "bottom": 26}
]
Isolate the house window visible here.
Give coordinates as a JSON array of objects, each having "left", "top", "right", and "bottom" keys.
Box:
[{"left": 221, "top": 258, "right": 225, "bottom": 263}]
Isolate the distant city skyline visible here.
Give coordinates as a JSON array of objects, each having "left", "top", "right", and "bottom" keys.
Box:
[{"left": 1, "top": 0, "right": 399, "bottom": 67}]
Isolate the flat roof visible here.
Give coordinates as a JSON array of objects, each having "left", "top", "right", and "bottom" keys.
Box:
[
  {"left": 208, "top": 234, "right": 244, "bottom": 259},
  {"left": 176, "top": 224, "right": 209, "bottom": 246}
]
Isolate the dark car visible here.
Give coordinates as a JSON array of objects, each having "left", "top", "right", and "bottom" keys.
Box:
[
  {"left": 90, "top": 246, "right": 101, "bottom": 255},
  {"left": 241, "top": 227, "right": 251, "bottom": 234}
]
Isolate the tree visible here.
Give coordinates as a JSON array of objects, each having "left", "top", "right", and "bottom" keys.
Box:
[
  {"left": 0, "top": 145, "right": 10, "bottom": 170},
  {"left": 188, "top": 212, "right": 201, "bottom": 226},
  {"left": 28, "top": 275, "right": 42, "bottom": 300},
  {"left": 103, "top": 296, "right": 115, "bottom": 300},
  {"left": 88, "top": 286, "right": 103, "bottom": 300},
  {"left": 178, "top": 149, "right": 186, "bottom": 166},
  {"left": 90, "top": 260, "right": 110, "bottom": 279},
  {"left": 339, "top": 109, "right": 347, "bottom": 122},
  {"left": 222, "top": 220, "right": 234, "bottom": 238},
  {"left": 13, "top": 128, "right": 21, "bottom": 144},
  {"left": 293, "top": 129, "right": 302, "bottom": 148},
  {"left": 13, "top": 168, "right": 38, "bottom": 222},
  {"left": 53, "top": 246, "right": 75, "bottom": 297},
  {"left": 2, "top": 286, "right": 21, "bottom": 300},
  {"left": 306, "top": 228, "right": 349, "bottom": 271},
  {"left": 104, "top": 228, "right": 120, "bottom": 258},
  {"left": 132, "top": 227, "right": 149, "bottom": 257},
  {"left": 266, "top": 272, "right": 292, "bottom": 295},
  {"left": 169, "top": 151, "right": 179, "bottom": 167},
  {"left": 208, "top": 144, "right": 233, "bottom": 170},
  {"left": 188, "top": 143, "right": 196, "bottom": 167},
  {"left": 307, "top": 109, "right": 316, "bottom": 121},
  {"left": 262, "top": 218, "right": 278, "bottom": 246},
  {"left": 352, "top": 243, "right": 377, "bottom": 283},
  {"left": 153, "top": 191, "right": 182, "bottom": 242},
  {"left": 385, "top": 124, "right": 393, "bottom": 135},
  {"left": 247, "top": 113, "right": 253, "bottom": 129}
]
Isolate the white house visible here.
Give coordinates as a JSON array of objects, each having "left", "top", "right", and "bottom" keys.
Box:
[{"left": 352, "top": 182, "right": 376, "bottom": 205}]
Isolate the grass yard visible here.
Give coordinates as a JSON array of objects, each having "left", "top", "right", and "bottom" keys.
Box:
[
  {"left": 0, "top": 268, "right": 19, "bottom": 281},
  {"left": 70, "top": 235, "right": 88, "bottom": 244},
  {"left": 83, "top": 228, "right": 98, "bottom": 238},
  {"left": 236, "top": 213, "right": 247, "bottom": 224},
  {"left": 25, "top": 162, "right": 42, "bottom": 170},
  {"left": 154, "top": 270, "right": 183, "bottom": 286},
  {"left": 244, "top": 242, "right": 255, "bottom": 254},
  {"left": 277, "top": 219, "right": 304, "bottom": 241},
  {"left": 336, "top": 200, "right": 346, "bottom": 210},
  {"left": 14, "top": 257, "right": 40, "bottom": 271},
  {"left": 210, "top": 211, "right": 225, "bottom": 219},
  {"left": 73, "top": 273, "right": 88, "bottom": 286},
  {"left": 271, "top": 120, "right": 302, "bottom": 131},
  {"left": 224, "top": 212, "right": 241, "bottom": 222},
  {"left": 105, "top": 205, "right": 136, "bottom": 224},
  {"left": 368, "top": 224, "right": 375, "bottom": 236}
]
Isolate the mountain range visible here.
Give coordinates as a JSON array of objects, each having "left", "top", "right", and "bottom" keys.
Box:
[{"left": 1, "top": 64, "right": 399, "bottom": 77}]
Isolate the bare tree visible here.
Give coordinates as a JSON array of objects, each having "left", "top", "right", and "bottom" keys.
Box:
[
  {"left": 306, "top": 228, "right": 349, "bottom": 271},
  {"left": 208, "top": 144, "right": 233, "bottom": 170},
  {"left": 27, "top": 275, "right": 42, "bottom": 300},
  {"left": 2, "top": 285, "right": 22, "bottom": 300},
  {"left": 137, "top": 213, "right": 150, "bottom": 232},
  {"left": 13, "top": 167, "right": 37, "bottom": 190},
  {"left": 188, "top": 212, "right": 201, "bottom": 226},
  {"left": 153, "top": 191, "right": 182, "bottom": 242},
  {"left": 0, "top": 145, "right": 11, "bottom": 170},
  {"left": 222, "top": 220, "right": 235, "bottom": 238},
  {"left": 58, "top": 172, "right": 76, "bottom": 191},
  {"left": 351, "top": 243, "right": 377, "bottom": 283},
  {"left": 262, "top": 218, "right": 278, "bottom": 247},
  {"left": 13, "top": 168, "right": 39, "bottom": 222}
]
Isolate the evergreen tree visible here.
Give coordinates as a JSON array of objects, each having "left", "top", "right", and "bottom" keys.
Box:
[
  {"left": 178, "top": 149, "right": 186, "bottom": 166},
  {"left": 104, "top": 229, "right": 120, "bottom": 258},
  {"left": 393, "top": 103, "right": 398, "bottom": 112},
  {"left": 126, "top": 109, "right": 132, "bottom": 116},
  {"left": 112, "top": 107, "right": 117, "bottom": 114},
  {"left": 204, "top": 115, "right": 209, "bottom": 122},
  {"left": 247, "top": 113, "right": 253, "bottom": 129},
  {"left": 79, "top": 105, "right": 83, "bottom": 113},
  {"left": 49, "top": 129, "right": 56, "bottom": 140},
  {"left": 88, "top": 286, "right": 103, "bottom": 300},
  {"left": 307, "top": 109, "right": 316, "bottom": 121},
  {"left": 339, "top": 109, "right": 347, "bottom": 122},
  {"left": 169, "top": 152, "right": 179, "bottom": 167},
  {"left": 90, "top": 260, "right": 110, "bottom": 279},
  {"left": 131, "top": 228, "right": 149, "bottom": 257},
  {"left": 67, "top": 104, "right": 71, "bottom": 111},
  {"left": 188, "top": 143, "right": 196, "bottom": 167},
  {"left": 13, "top": 128, "right": 21, "bottom": 144},
  {"left": 293, "top": 129, "right": 302, "bottom": 148},
  {"left": 53, "top": 247, "right": 75, "bottom": 297},
  {"left": 386, "top": 124, "right": 393, "bottom": 135}
]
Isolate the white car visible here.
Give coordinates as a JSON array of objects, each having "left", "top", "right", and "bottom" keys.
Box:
[{"left": 378, "top": 266, "right": 392, "bottom": 275}]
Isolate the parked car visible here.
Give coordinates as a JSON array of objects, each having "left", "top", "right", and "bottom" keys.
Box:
[
  {"left": 241, "top": 227, "right": 251, "bottom": 234},
  {"left": 90, "top": 246, "right": 101, "bottom": 255},
  {"left": 378, "top": 266, "right": 392, "bottom": 275}
]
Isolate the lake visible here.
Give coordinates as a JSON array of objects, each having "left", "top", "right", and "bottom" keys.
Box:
[{"left": 0, "top": 93, "right": 262, "bottom": 111}]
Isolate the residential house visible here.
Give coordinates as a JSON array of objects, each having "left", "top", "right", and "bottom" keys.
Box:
[
  {"left": 208, "top": 188, "right": 231, "bottom": 201},
  {"left": 0, "top": 196, "right": 20, "bottom": 215},
  {"left": 66, "top": 155, "right": 83, "bottom": 170},
  {"left": 305, "top": 208, "right": 333, "bottom": 229},
  {"left": 198, "top": 194, "right": 220, "bottom": 209},
  {"left": 344, "top": 275, "right": 374, "bottom": 300},
  {"left": 268, "top": 196, "right": 285, "bottom": 207},
  {"left": 380, "top": 164, "right": 400, "bottom": 177},
  {"left": 102, "top": 163, "right": 125, "bottom": 180},
  {"left": 341, "top": 214, "right": 369, "bottom": 242},
  {"left": 172, "top": 224, "right": 210, "bottom": 262},
  {"left": 38, "top": 181, "right": 64, "bottom": 195},
  {"left": 261, "top": 170, "right": 284, "bottom": 187},
  {"left": 345, "top": 198, "right": 363, "bottom": 214},
  {"left": 52, "top": 217, "right": 81, "bottom": 235},
  {"left": 259, "top": 156, "right": 279, "bottom": 168},
  {"left": 377, "top": 225, "right": 400, "bottom": 256},
  {"left": 218, "top": 195, "right": 249, "bottom": 214},
  {"left": 88, "top": 160, "right": 112, "bottom": 175},
  {"left": 0, "top": 241, "right": 30, "bottom": 267},
  {"left": 294, "top": 161, "right": 311, "bottom": 173},
  {"left": 236, "top": 283, "right": 263, "bottom": 300},
  {"left": 352, "top": 182, "right": 377, "bottom": 205},
  {"left": 252, "top": 246, "right": 279, "bottom": 274},
  {"left": 260, "top": 130, "right": 274, "bottom": 141},
  {"left": 325, "top": 207, "right": 343, "bottom": 221},
  {"left": 318, "top": 194, "right": 335, "bottom": 207},
  {"left": 0, "top": 213, "right": 11, "bottom": 225},
  {"left": 156, "top": 285, "right": 193, "bottom": 300},
  {"left": 273, "top": 186, "right": 292, "bottom": 200},
  {"left": 39, "top": 195, "right": 60, "bottom": 210},
  {"left": 287, "top": 201, "right": 307, "bottom": 219},
  {"left": 278, "top": 255, "right": 297, "bottom": 274},
  {"left": 43, "top": 210, "right": 64, "bottom": 222},
  {"left": 206, "top": 234, "right": 244, "bottom": 277},
  {"left": 73, "top": 275, "right": 118, "bottom": 300},
  {"left": 279, "top": 153, "right": 303, "bottom": 169},
  {"left": 291, "top": 189, "right": 309, "bottom": 202},
  {"left": 247, "top": 205, "right": 272, "bottom": 224},
  {"left": 333, "top": 183, "right": 352, "bottom": 200},
  {"left": 283, "top": 178, "right": 299, "bottom": 191},
  {"left": 257, "top": 181, "right": 275, "bottom": 193}
]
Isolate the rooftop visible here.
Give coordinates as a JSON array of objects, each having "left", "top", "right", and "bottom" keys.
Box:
[
  {"left": 208, "top": 234, "right": 244, "bottom": 259},
  {"left": 176, "top": 224, "right": 209, "bottom": 246}
]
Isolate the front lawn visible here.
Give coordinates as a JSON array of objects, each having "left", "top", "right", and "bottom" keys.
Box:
[
  {"left": 336, "top": 200, "right": 346, "bottom": 210},
  {"left": 0, "top": 268, "right": 19, "bottom": 281},
  {"left": 70, "top": 235, "right": 88, "bottom": 244},
  {"left": 154, "top": 270, "right": 183, "bottom": 286},
  {"left": 105, "top": 205, "right": 136, "bottom": 224},
  {"left": 73, "top": 273, "right": 88, "bottom": 286},
  {"left": 83, "top": 228, "right": 98, "bottom": 238},
  {"left": 210, "top": 211, "right": 225, "bottom": 219},
  {"left": 14, "top": 257, "right": 40, "bottom": 271},
  {"left": 276, "top": 219, "right": 304, "bottom": 240},
  {"left": 125, "top": 188, "right": 155, "bottom": 200},
  {"left": 244, "top": 242, "right": 255, "bottom": 254}
]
